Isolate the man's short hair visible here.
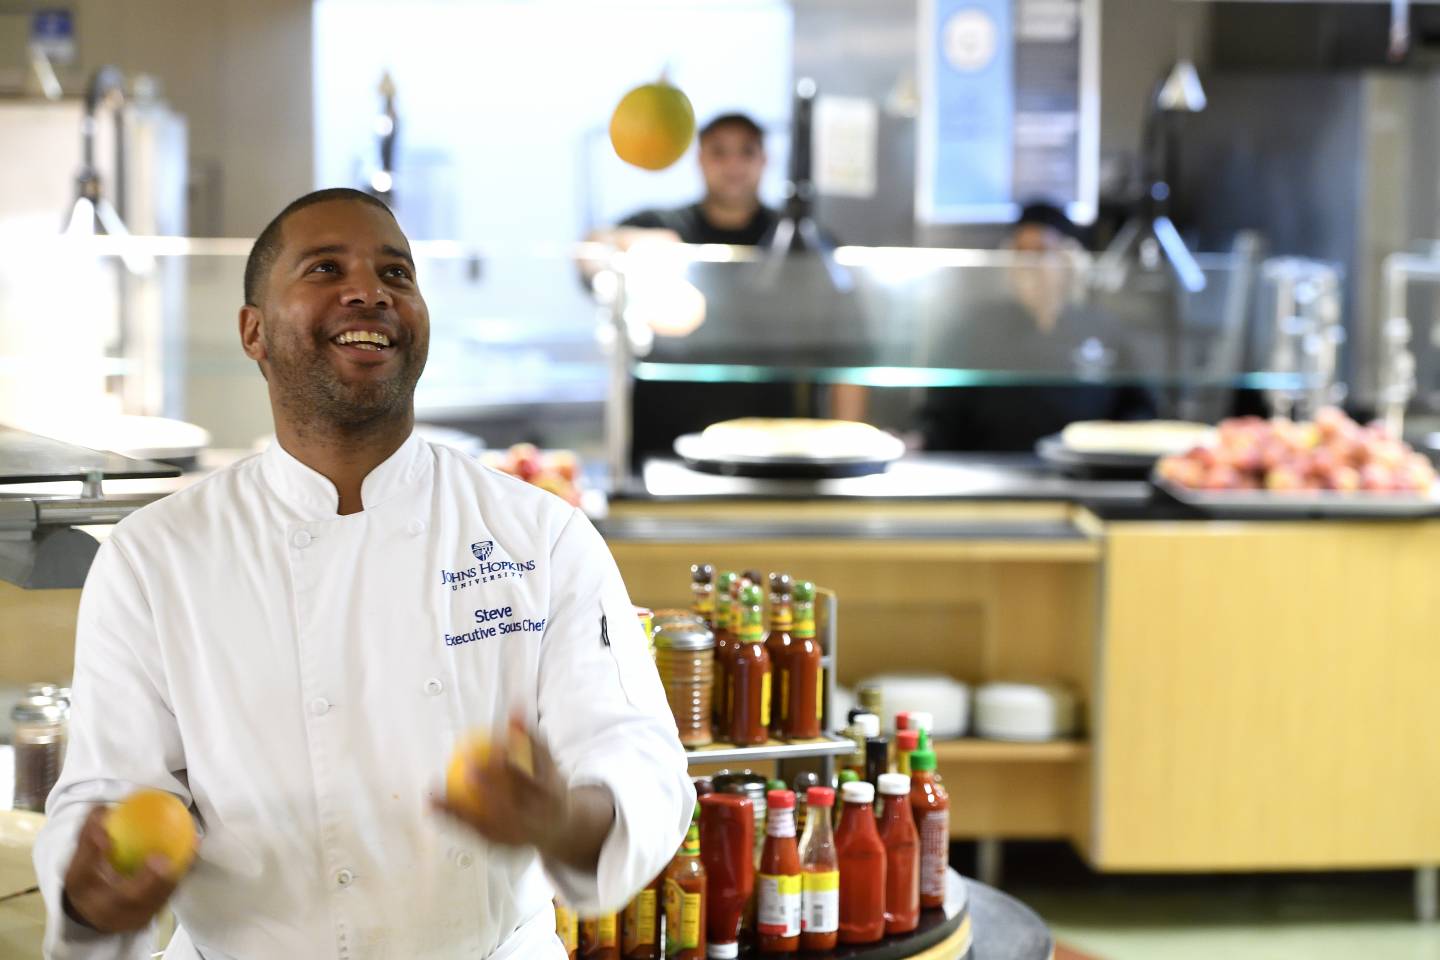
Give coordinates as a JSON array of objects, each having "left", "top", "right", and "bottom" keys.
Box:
[
  {"left": 699, "top": 112, "right": 765, "bottom": 145},
  {"left": 1016, "top": 200, "right": 1084, "bottom": 244},
  {"left": 243, "top": 188, "right": 396, "bottom": 307}
]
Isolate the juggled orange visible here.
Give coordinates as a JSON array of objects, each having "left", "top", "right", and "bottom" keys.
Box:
[
  {"left": 105, "top": 789, "right": 197, "bottom": 877},
  {"left": 445, "top": 727, "right": 534, "bottom": 817},
  {"left": 609, "top": 80, "right": 695, "bottom": 171}
]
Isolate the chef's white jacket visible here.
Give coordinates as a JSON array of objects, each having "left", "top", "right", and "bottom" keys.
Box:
[{"left": 34, "top": 433, "right": 694, "bottom": 959}]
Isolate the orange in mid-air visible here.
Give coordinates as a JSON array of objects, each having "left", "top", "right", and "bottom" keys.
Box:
[
  {"left": 445, "top": 726, "right": 535, "bottom": 817},
  {"left": 105, "top": 789, "right": 198, "bottom": 878},
  {"left": 609, "top": 79, "right": 695, "bottom": 171}
]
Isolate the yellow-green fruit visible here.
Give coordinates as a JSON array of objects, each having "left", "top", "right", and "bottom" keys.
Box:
[
  {"left": 609, "top": 82, "right": 696, "bottom": 171},
  {"left": 105, "top": 789, "right": 197, "bottom": 877},
  {"left": 445, "top": 733, "right": 493, "bottom": 818}
]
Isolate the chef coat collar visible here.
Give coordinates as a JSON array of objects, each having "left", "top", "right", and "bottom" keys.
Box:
[{"left": 260, "top": 430, "right": 430, "bottom": 519}]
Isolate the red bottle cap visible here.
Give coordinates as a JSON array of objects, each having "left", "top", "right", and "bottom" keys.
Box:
[
  {"left": 805, "top": 786, "right": 835, "bottom": 807},
  {"left": 897, "top": 729, "right": 919, "bottom": 751},
  {"left": 895, "top": 710, "right": 912, "bottom": 731},
  {"left": 767, "top": 789, "right": 795, "bottom": 809}
]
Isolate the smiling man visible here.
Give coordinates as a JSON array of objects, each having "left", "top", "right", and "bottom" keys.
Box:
[{"left": 34, "top": 188, "right": 692, "bottom": 959}]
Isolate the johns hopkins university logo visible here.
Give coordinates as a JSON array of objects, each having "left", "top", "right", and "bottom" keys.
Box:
[{"left": 440, "top": 537, "right": 536, "bottom": 592}]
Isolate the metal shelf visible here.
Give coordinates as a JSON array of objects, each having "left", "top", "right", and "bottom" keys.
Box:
[{"left": 685, "top": 734, "right": 854, "bottom": 767}]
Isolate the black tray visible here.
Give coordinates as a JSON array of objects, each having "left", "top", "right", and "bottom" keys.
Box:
[
  {"left": 1035, "top": 434, "right": 1157, "bottom": 480},
  {"left": 674, "top": 434, "right": 902, "bottom": 480}
]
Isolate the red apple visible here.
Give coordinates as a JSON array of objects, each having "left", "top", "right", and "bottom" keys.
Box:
[
  {"left": 1265, "top": 465, "right": 1304, "bottom": 492},
  {"left": 1360, "top": 464, "right": 1395, "bottom": 491},
  {"left": 1329, "top": 465, "right": 1362, "bottom": 492}
]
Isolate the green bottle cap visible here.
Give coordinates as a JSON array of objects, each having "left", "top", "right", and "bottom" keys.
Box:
[
  {"left": 766, "top": 778, "right": 787, "bottom": 793},
  {"left": 793, "top": 580, "right": 816, "bottom": 603},
  {"left": 740, "top": 583, "right": 764, "bottom": 606},
  {"left": 910, "top": 728, "right": 938, "bottom": 772},
  {"left": 837, "top": 769, "right": 860, "bottom": 785}
]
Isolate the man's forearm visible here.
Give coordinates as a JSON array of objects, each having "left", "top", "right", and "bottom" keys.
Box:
[{"left": 542, "top": 785, "right": 616, "bottom": 874}]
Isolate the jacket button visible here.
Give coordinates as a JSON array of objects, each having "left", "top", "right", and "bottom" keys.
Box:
[
  {"left": 406, "top": 519, "right": 426, "bottom": 537},
  {"left": 456, "top": 852, "right": 474, "bottom": 869},
  {"left": 424, "top": 678, "right": 443, "bottom": 696},
  {"left": 309, "top": 697, "right": 331, "bottom": 716},
  {"left": 291, "top": 530, "right": 313, "bottom": 549},
  {"left": 335, "top": 868, "right": 354, "bottom": 888}
]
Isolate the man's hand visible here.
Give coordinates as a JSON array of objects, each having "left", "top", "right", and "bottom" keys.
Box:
[
  {"left": 62, "top": 806, "right": 187, "bottom": 934},
  {"left": 434, "top": 715, "right": 616, "bottom": 874}
]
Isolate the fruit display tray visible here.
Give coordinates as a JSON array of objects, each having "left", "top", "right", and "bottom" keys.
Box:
[{"left": 1153, "top": 476, "right": 1440, "bottom": 518}]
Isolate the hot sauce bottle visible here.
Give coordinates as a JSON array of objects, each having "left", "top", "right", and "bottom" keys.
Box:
[
  {"left": 834, "top": 780, "right": 886, "bottom": 944},
  {"left": 699, "top": 793, "right": 755, "bottom": 960},
  {"left": 909, "top": 730, "right": 951, "bottom": 910},
  {"left": 664, "top": 816, "right": 706, "bottom": 960},
  {"left": 877, "top": 773, "right": 920, "bottom": 935},
  {"left": 622, "top": 872, "right": 662, "bottom": 959},
  {"left": 580, "top": 913, "right": 619, "bottom": 960},
  {"left": 798, "top": 786, "right": 839, "bottom": 953},
  {"left": 765, "top": 573, "right": 794, "bottom": 739},
  {"left": 691, "top": 563, "right": 716, "bottom": 628},
  {"left": 784, "top": 581, "right": 824, "bottom": 740},
  {"left": 756, "top": 789, "right": 801, "bottom": 953},
  {"left": 727, "top": 584, "right": 772, "bottom": 746},
  {"left": 555, "top": 900, "right": 579, "bottom": 959},
  {"left": 711, "top": 571, "right": 738, "bottom": 734}
]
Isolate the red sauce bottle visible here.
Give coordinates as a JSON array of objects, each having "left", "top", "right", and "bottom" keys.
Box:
[
  {"left": 834, "top": 780, "right": 886, "bottom": 944},
  {"left": 621, "top": 871, "right": 662, "bottom": 959},
  {"left": 711, "top": 572, "right": 737, "bottom": 735},
  {"left": 663, "top": 817, "right": 706, "bottom": 960},
  {"left": 765, "top": 573, "right": 794, "bottom": 739},
  {"left": 877, "top": 773, "right": 920, "bottom": 934},
  {"left": 699, "top": 793, "right": 754, "bottom": 959},
  {"left": 783, "top": 581, "right": 823, "bottom": 740},
  {"left": 756, "top": 789, "right": 801, "bottom": 953},
  {"left": 909, "top": 730, "right": 950, "bottom": 910},
  {"left": 579, "top": 913, "right": 619, "bottom": 960},
  {"left": 798, "top": 786, "right": 839, "bottom": 953},
  {"left": 727, "top": 584, "right": 772, "bottom": 746}
]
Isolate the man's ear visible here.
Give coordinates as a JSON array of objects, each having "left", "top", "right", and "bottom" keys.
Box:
[{"left": 239, "top": 305, "right": 267, "bottom": 363}]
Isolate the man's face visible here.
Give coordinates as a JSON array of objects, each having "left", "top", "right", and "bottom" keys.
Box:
[
  {"left": 698, "top": 125, "right": 765, "bottom": 206},
  {"left": 241, "top": 200, "right": 429, "bottom": 429}
]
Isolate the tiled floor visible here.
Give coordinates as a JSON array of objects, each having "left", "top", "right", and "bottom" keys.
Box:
[{"left": 1010, "top": 872, "right": 1440, "bottom": 960}]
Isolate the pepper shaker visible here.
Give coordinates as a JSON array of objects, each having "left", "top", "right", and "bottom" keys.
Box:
[{"left": 13, "top": 693, "right": 66, "bottom": 813}]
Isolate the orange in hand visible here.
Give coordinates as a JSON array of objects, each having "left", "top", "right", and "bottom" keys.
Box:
[{"left": 104, "top": 790, "right": 197, "bottom": 879}]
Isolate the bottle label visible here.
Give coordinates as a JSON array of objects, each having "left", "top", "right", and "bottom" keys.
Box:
[
  {"left": 779, "top": 667, "right": 790, "bottom": 724},
  {"left": 767, "top": 807, "right": 795, "bottom": 838},
  {"left": 816, "top": 667, "right": 824, "bottom": 722},
  {"left": 771, "top": 608, "right": 793, "bottom": 630},
  {"left": 794, "top": 610, "right": 816, "bottom": 639},
  {"left": 760, "top": 671, "right": 772, "bottom": 728},
  {"left": 757, "top": 873, "right": 802, "bottom": 937},
  {"left": 920, "top": 808, "right": 950, "bottom": 899},
  {"left": 555, "top": 904, "right": 578, "bottom": 951},
  {"left": 801, "top": 871, "right": 839, "bottom": 933},
  {"left": 582, "top": 914, "right": 616, "bottom": 947},
  {"left": 622, "top": 889, "right": 657, "bottom": 950},
  {"left": 664, "top": 879, "right": 701, "bottom": 951},
  {"left": 740, "top": 621, "right": 764, "bottom": 642}
]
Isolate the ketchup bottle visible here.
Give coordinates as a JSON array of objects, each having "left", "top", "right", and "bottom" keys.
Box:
[
  {"left": 833, "top": 780, "right": 886, "bottom": 944},
  {"left": 699, "top": 793, "right": 754, "bottom": 959},
  {"left": 877, "top": 773, "right": 920, "bottom": 935},
  {"left": 909, "top": 729, "right": 950, "bottom": 910},
  {"left": 756, "top": 789, "right": 801, "bottom": 953}
]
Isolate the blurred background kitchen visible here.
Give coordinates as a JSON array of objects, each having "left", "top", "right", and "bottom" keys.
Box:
[{"left": 4, "top": 1, "right": 1440, "bottom": 958}]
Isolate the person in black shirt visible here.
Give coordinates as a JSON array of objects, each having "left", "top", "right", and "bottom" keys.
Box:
[
  {"left": 917, "top": 202, "right": 1156, "bottom": 452},
  {"left": 611, "top": 112, "right": 777, "bottom": 245}
]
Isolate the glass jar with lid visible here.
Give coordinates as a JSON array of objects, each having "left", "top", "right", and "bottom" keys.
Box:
[
  {"left": 652, "top": 613, "right": 714, "bottom": 748},
  {"left": 13, "top": 692, "right": 67, "bottom": 812}
]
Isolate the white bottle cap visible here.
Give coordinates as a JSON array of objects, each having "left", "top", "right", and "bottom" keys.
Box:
[
  {"left": 841, "top": 780, "right": 875, "bottom": 804},
  {"left": 853, "top": 713, "right": 880, "bottom": 738},
  {"left": 708, "top": 943, "right": 739, "bottom": 959},
  {"left": 878, "top": 772, "right": 911, "bottom": 796},
  {"left": 909, "top": 711, "right": 934, "bottom": 734}
]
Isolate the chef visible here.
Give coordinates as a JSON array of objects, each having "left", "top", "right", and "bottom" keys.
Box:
[{"left": 34, "top": 187, "right": 693, "bottom": 959}]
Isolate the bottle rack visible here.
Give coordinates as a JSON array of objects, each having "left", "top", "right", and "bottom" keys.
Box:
[{"left": 684, "top": 586, "right": 852, "bottom": 777}]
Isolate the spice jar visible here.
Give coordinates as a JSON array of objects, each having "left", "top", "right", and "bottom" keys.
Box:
[
  {"left": 13, "top": 693, "right": 66, "bottom": 813},
  {"left": 653, "top": 614, "right": 714, "bottom": 748}
]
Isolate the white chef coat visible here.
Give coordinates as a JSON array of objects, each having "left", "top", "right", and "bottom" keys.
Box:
[{"left": 33, "top": 433, "right": 694, "bottom": 959}]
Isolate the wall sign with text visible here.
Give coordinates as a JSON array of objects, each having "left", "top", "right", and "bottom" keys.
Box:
[{"left": 917, "top": 0, "right": 1098, "bottom": 225}]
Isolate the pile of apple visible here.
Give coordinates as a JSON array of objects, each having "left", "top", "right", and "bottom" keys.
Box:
[
  {"left": 1157, "top": 408, "right": 1436, "bottom": 494},
  {"left": 484, "top": 443, "right": 583, "bottom": 506}
]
